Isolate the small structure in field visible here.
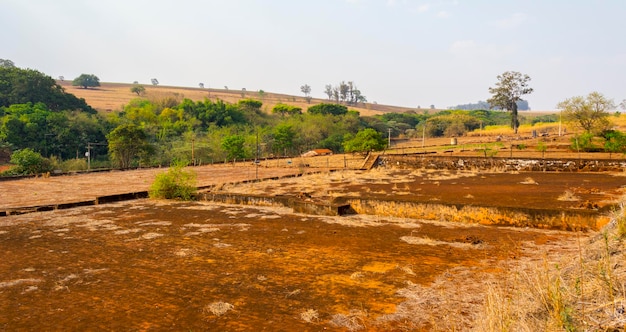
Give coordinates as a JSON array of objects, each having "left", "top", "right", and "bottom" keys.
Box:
[{"left": 301, "top": 149, "right": 333, "bottom": 157}]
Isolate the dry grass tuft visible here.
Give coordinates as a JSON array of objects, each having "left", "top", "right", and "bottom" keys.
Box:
[
  {"left": 557, "top": 189, "right": 580, "bottom": 202},
  {"left": 397, "top": 265, "right": 416, "bottom": 275},
  {"left": 520, "top": 177, "right": 538, "bottom": 185},
  {"left": 329, "top": 309, "right": 368, "bottom": 331},
  {"left": 400, "top": 236, "right": 478, "bottom": 249},
  {"left": 203, "top": 301, "right": 234, "bottom": 317},
  {"left": 300, "top": 309, "right": 319, "bottom": 323}
]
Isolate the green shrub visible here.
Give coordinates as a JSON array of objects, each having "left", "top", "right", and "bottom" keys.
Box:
[
  {"left": 149, "top": 163, "right": 197, "bottom": 200},
  {"left": 7, "top": 148, "right": 52, "bottom": 175}
]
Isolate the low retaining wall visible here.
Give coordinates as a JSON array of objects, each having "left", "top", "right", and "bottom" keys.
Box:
[
  {"left": 199, "top": 192, "right": 351, "bottom": 216},
  {"left": 382, "top": 155, "right": 626, "bottom": 172},
  {"left": 1, "top": 191, "right": 148, "bottom": 217},
  {"left": 341, "top": 198, "right": 607, "bottom": 231}
]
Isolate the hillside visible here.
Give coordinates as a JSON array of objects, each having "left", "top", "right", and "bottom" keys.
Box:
[{"left": 57, "top": 81, "right": 420, "bottom": 116}]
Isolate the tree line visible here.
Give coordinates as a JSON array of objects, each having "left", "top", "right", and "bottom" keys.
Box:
[{"left": 2, "top": 60, "right": 625, "bottom": 175}]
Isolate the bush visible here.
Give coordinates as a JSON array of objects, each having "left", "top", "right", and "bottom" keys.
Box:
[
  {"left": 7, "top": 148, "right": 52, "bottom": 175},
  {"left": 149, "top": 163, "right": 197, "bottom": 200}
]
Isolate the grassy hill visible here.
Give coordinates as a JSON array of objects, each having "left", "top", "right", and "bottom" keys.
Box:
[{"left": 57, "top": 81, "right": 421, "bottom": 116}]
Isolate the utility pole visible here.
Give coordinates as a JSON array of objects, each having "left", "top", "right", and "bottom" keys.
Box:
[
  {"left": 558, "top": 110, "right": 562, "bottom": 136},
  {"left": 388, "top": 128, "right": 392, "bottom": 148},
  {"left": 86, "top": 143, "right": 91, "bottom": 171},
  {"left": 191, "top": 137, "right": 195, "bottom": 166},
  {"left": 86, "top": 142, "right": 107, "bottom": 171},
  {"left": 255, "top": 130, "right": 259, "bottom": 180}
]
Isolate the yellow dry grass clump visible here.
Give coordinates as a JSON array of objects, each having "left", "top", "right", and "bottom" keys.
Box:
[{"left": 472, "top": 198, "right": 626, "bottom": 331}]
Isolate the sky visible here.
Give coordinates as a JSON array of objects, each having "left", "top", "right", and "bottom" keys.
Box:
[{"left": 1, "top": 0, "right": 625, "bottom": 110}]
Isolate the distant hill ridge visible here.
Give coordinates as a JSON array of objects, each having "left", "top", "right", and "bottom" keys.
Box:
[{"left": 56, "top": 81, "right": 426, "bottom": 116}]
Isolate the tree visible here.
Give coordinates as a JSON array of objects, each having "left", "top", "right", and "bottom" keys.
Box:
[
  {"left": 106, "top": 124, "right": 151, "bottom": 168},
  {"left": 151, "top": 78, "right": 159, "bottom": 86},
  {"left": 324, "top": 84, "right": 333, "bottom": 100},
  {"left": 272, "top": 124, "right": 295, "bottom": 156},
  {"left": 199, "top": 83, "right": 204, "bottom": 89},
  {"left": 557, "top": 92, "right": 614, "bottom": 133},
  {"left": 221, "top": 135, "right": 246, "bottom": 160},
  {"left": 0, "top": 59, "right": 15, "bottom": 68},
  {"left": 72, "top": 74, "right": 100, "bottom": 89},
  {"left": 237, "top": 99, "right": 262, "bottom": 111},
  {"left": 603, "top": 130, "right": 626, "bottom": 159},
  {"left": 343, "top": 128, "right": 386, "bottom": 153},
  {"left": 619, "top": 99, "right": 626, "bottom": 110},
  {"left": 130, "top": 84, "right": 146, "bottom": 96},
  {"left": 272, "top": 103, "right": 302, "bottom": 117},
  {"left": 307, "top": 103, "right": 347, "bottom": 116},
  {"left": 487, "top": 71, "right": 533, "bottom": 134},
  {"left": 301, "top": 84, "right": 312, "bottom": 103}
]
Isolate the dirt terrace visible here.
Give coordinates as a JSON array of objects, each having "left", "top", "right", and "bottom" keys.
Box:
[
  {"left": 0, "top": 164, "right": 304, "bottom": 211},
  {"left": 0, "top": 199, "right": 580, "bottom": 331},
  {"left": 0, "top": 164, "right": 622, "bottom": 330}
]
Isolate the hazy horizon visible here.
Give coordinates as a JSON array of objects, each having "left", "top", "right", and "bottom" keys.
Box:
[{"left": 2, "top": 0, "right": 625, "bottom": 111}]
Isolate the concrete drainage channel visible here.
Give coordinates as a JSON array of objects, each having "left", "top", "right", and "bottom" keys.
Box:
[
  {"left": 198, "top": 192, "right": 353, "bottom": 216},
  {"left": 0, "top": 192, "right": 150, "bottom": 217}
]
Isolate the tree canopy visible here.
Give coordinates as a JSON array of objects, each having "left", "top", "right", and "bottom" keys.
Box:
[
  {"left": 130, "top": 84, "right": 146, "bottom": 96},
  {"left": 106, "top": 124, "right": 151, "bottom": 168},
  {"left": 343, "top": 128, "right": 386, "bottom": 153},
  {"left": 307, "top": 103, "right": 348, "bottom": 116},
  {"left": 487, "top": 71, "right": 533, "bottom": 134},
  {"left": 0, "top": 65, "right": 94, "bottom": 113},
  {"left": 558, "top": 91, "right": 614, "bottom": 134},
  {"left": 72, "top": 74, "right": 101, "bottom": 89}
]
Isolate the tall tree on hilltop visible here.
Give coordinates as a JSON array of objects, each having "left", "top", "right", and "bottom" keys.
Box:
[
  {"left": 324, "top": 84, "right": 333, "bottom": 100},
  {"left": 300, "top": 84, "right": 312, "bottom": 103},
  {"left": 487, "top": 71, "right": 533, "bottom": 134}
]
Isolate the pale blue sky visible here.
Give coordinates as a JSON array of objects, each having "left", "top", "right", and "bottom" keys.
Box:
[{"left": 2, "top": 0, "right": 625, "bottom": 110}]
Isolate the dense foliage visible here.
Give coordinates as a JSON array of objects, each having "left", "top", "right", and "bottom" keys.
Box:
[{"left": 0, "top": 65, "right": 94, "bottom": 113}]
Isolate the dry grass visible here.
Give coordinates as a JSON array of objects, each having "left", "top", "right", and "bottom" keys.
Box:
[
  {"left": 59, "top": 81, "right": 388, "bottom": 116},
  {"left": 300, "top": 309, "right": 320, "bottom": 323},
  {"left": 330, "top": 309, "right": 368, "bottom": 331},
  {"left": 557, "top": 190, "right": 580, "bottom": 202},
  {"left": 472, "top": 201, "right": 626, "bottom": 331},
  {"left": 520, "top": 177, "right": 538, "bottom": 185},
  {"left": 203, "top": 301, "right": 234, "bottom": 317},
  {"left": 400, "top": 235, "right": 479, "bottom": 249}
]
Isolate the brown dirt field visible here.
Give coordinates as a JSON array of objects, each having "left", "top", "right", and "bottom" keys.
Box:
[
  {"left": 1, "top": 162, "right": 621, "bottom": 330},
  {"left": 0, "top": 199, "right": 580, "bottom": 331}
]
